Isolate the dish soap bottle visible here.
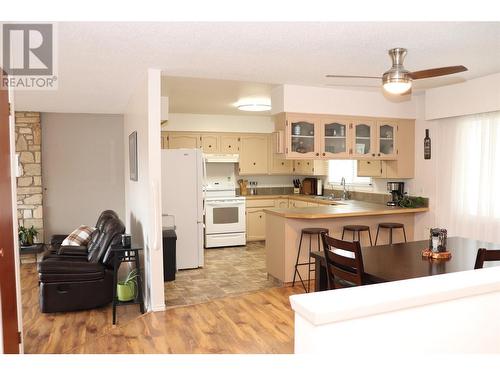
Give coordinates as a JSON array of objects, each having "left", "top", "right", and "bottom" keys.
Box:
[{"left": 424, "top": 129, "right": 431, "bottom": 160}]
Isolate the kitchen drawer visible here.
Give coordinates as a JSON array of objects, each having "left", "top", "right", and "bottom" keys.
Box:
[
  {"left": 290, "top": 199, "right": 309, "bottom": 208},
  {"left": 246, "top": 199, "right": 276, "bottom": 208},
  {"left": 275, "top": 199, "right": 289, "bottom": 208}
]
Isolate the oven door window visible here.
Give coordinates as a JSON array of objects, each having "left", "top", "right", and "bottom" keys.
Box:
[{"left": 212, "top": 206, "right": 239, "bottom": 224}]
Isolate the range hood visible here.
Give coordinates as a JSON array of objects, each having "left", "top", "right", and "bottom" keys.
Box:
[{"left": 204, "top": 154, "right": 239, "bottom": 163}]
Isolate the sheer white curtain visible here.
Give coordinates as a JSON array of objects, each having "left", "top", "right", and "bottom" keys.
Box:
[{"left": 436, "top": 111, "right": 500, "bottom": 243}]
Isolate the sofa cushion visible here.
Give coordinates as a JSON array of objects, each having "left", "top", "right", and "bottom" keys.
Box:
[
  {"left": 62, "top": 225, "right": 97, "bottom": 246},
  {"left": 38, "top": 258, "right": 105, "bottom": 274}
]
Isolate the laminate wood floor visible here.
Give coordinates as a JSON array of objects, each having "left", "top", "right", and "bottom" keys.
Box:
[{"left": 21, "top": 261, "right": 308, "bottom": 354}]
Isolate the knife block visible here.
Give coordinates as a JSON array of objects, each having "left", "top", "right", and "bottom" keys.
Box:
[{"left": 293, "top": 188, "right": 300, "bottom": 194}]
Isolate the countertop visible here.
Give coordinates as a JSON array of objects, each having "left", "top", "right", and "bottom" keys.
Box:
[
  {"left": 241, "top": 194, "right": 339, "bottom": 205},
  {"left": 263, "top": 200, "right": 428, "bottom": 219}
]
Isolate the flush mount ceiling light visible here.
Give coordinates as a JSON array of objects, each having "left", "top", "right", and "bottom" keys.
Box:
[{"left": 237, "top": 103, "right": 272, "bottom": 112}]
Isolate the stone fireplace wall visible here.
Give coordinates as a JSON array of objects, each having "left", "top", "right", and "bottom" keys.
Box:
[{"left": 15, "top": 112, "right": 44, "bottom": 242}]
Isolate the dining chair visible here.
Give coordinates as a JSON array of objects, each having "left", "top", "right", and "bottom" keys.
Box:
[
  {"left": 321, "top": 232, "right": 366, "bottom": 290},
  {"left": 474, "top": 248, "right": 500, "bottom": 269}
]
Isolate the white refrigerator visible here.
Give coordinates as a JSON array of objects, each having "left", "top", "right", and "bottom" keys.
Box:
[{"left": 161, "top": 149, "right": 204, "bottom": 269}]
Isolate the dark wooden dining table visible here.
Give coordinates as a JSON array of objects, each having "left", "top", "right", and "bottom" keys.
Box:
[{"left": 311, "top": 236, "right": 500, "bottom": 291}]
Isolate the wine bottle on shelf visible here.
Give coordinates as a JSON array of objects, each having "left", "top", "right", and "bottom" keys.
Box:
[{"left": 424, "top": 129, "right": 431, "bottom": 160}]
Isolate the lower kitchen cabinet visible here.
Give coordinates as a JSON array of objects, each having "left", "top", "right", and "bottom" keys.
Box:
[
  {"left": 275, "top": 199, "right": 289, "bottom": 208},
  {"left": 290, "top": 200, "right": 309, "bottom": 208},
  {"left": 246, "top": 209, "right": 266, "bottom": 241}
]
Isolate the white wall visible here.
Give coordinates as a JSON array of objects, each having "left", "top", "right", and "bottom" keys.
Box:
[
  {"left": 426, "top": 72, "right": 500, "bottom": 120},
  {"left": 163, "top": 113, "right": 274, "bottom": 133},
  {"left": 291, "top": 267, "right": 500, "bottom": 354},
  {"left": 42, "top": 113, "right": 125, "bottom": 238},
  {"left": 278, "top": 84, "right": 418, "bottom": 119},
  {"left": 123, "top": 69, "right": 165, "bottom": 312}
]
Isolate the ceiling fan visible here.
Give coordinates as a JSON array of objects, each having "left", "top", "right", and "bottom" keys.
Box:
[{"left": 326, "top": 48, "right": 467, "bottom": 95}]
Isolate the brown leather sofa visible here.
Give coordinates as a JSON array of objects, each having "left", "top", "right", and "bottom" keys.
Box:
[{"left": 37, "top": 210, "right": 125, "bottom": 313}]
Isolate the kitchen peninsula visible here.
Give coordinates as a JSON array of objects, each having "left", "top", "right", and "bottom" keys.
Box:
[{"left": 264, "top": 201, "right": 428, "bottom": 283}]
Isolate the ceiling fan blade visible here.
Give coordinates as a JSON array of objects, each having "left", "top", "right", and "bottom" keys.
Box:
[
  {"left": 409, "top": 65, "right": 467, "bottom": 80},
  {"left": 325, "top": 74, "right": 381, "bottom": 79}
]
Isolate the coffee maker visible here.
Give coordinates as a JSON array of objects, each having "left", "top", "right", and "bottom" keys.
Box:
[{"left": 387, "top": 182, "right": 404, "bottom": 206}]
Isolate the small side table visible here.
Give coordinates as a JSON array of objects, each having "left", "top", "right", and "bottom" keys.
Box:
[
  {"left": 111, "top": 245, "right": 145, "bottom": 325},
  {"left": 20, "top": 243, "right": 46, "bottom": 264}
]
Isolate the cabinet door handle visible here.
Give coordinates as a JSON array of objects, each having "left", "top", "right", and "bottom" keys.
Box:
[
  {"left": 316, "top": 153, "right": 319, "bottom": 156},
  {"left": 372, "top": 153, "right": 376, "bottom": 157},
  {"left": 281, "top": 162, "right": 284, "bottom": 165},
  {"left": 367, "top": 161, "right": 371, "bottom": 164},
  {"left": 378, "top": 153, "right": 381, "bottom": 157},
  {"left": 253, "top": 162, "right": 256, "bottom": 165},
  {"left": 322, "top": 153, "right": 325, "bottom": 156}
]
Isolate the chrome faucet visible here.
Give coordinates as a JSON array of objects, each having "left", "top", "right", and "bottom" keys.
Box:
[{"left": 341, "top": 177, "right": 349, "bottom": 200}]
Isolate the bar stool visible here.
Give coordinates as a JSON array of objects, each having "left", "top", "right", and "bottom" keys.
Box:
[
  {"left": 375, "top": 222, "right": 407, "bottom": 245},
  {"left": 292, "top": 227, "right": 329, "bottom": 293},
  {"left": 342, "top": 225, "right": 373, "bottom": 246}
]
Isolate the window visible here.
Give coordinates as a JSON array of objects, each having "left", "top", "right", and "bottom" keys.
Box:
[
  {"left": 436, "top": 111, "right": 500, "bottom": 243},
  {"left": 328, "top": 160, "right": 371, "bottom": 186}
]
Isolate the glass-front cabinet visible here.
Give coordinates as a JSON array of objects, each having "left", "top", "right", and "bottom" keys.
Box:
[
  {"left": 286, "top": 114, "right": 319, "bottom": 158},
  {"left": 321, "top": 118, "right": 350, "bottom": 158},
  {"left": 277, "top": 113, "right": 399, "bottom": 161},
  {"left": 377, "top": 121, "right": 397, "bottom": 159},
  {"left": 352, "top": 121, "right": 376, "bottom": 159}
]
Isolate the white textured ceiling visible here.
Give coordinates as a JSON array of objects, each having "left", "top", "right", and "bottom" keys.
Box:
[
  {"left": 162, "top": 76, "right": 275, "bottom": 115},
  {"left": 12, "top": 22, "right": 500, "bottom": 114}
]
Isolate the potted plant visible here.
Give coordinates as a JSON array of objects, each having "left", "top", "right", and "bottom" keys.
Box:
[
  {"left": 117, "top": 269, "right": 138, "bottom": 302},
  {"left": 18, "top": 225, "right": 38, "bottom": 246}
]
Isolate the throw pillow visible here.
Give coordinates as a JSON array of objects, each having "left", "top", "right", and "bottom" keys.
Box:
[{"left": 61, "top": 225, "right": 97, "bottom": 247}]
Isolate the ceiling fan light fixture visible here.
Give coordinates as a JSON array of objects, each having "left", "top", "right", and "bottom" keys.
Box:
[
  {"left": 382, "top": 68, "right": 412, "bottom": 95},
  {"left": 383, "top": 80, "right": 412, "bottom": 95}
]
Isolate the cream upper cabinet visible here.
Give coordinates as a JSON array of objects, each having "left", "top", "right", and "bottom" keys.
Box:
[
  {"left": 376, "top": 121, "right": 398, "bottom": 160},
  {"left": 357, "top": 160, "right": 383, "bottom": 177},
  {"left": 351, "top": 121, "right": 376, "bottom": 159},
  {"left": 161, "top": 131, "right": 168, "bottom": 149},
  {"left": 269, "top": 134, "right": 293, "bottom": 175},
  {"left": 285, "top": 114, "right": 320, "bottom": 159},
  {"left": 320, "top": 118, "right": 350, "bottom": 159},
  {"left": 293, "top": 160, "right": 328, "bottom": 176},
  {"left": 357, "top": 120, "right": 414, "bottom": 178},
  {"left": 167, "top": 133, "right": 200, "bottom": 149},
  {"left": 239, "top": 135, "right": 269, "bottom": 175},
  {"left": 384, "top": 120, "right": 414, "bottom": 178},
  {"left": 200, "top": 134, "right": 219, "bottom": 153},
  {"left": 220, "top": 135, "right": 240, "bottom": 154}
]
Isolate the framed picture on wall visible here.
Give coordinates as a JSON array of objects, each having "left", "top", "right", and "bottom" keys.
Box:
[{"left": 129, "top": 131, "right": 138, "bottom": 181}]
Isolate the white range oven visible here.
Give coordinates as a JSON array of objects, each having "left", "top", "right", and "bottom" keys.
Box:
[{"left": 204, "top": 182, "right": 246, "bottom": 248}]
